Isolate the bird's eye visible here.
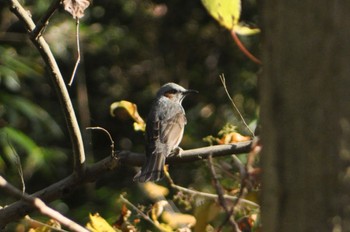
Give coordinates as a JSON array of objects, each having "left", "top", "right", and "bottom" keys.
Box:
[{"left": 167, "top": 89, "right": 178, "bottom": 94}]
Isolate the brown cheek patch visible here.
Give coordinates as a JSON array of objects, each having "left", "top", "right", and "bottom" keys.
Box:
[{"left": 164, "top": 93, "right": 174, "bottom": 99}]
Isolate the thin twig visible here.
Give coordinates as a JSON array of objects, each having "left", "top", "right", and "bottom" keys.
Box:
[
  {"left": 86, "top": 126, "right": 116, "bottom": 158},
  {"left": 30, "top": 0, "right": 61, "bottom": 39},
  {"left": 219, "top": 74, "right": 255, "bottom": 137},
  {"left": 7, "top": 135, "right": 25, "bottom": 193},
  {"left": 25, "top": 215, "right": 70, "bottom": 232},
  {"left": 9, "top": 0, "right": 86, "bottom": 175},
  {"left": 68, "top": 18, "right": 81, "bottom": 86},
  {"left": 0, "top": 176, "right": 88, "bottom": 232},
  {"left": 207, "top": 155, "right": 241, "bottom": 232},
  {"left": 164, "top": 167, "right": 259, "bottom": 208},
  {"left": 119, "top": 195, "right": 167, "bottom": 232}
]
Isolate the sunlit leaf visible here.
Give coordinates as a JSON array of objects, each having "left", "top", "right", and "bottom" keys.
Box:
[
  {"left": 142, "top": 182, "right": 169, "bottom": 200},
  {"left": 86, "top": 213, "right": 116, "bottom": 232},
  {"left": 201, "top": 0, "right": 241, "bottom": 29},
  {"left": 151, "top": 200, "right": 168, "bottom": 222},
  {"left": 162, "top": 211, "right": 196, "bottom": 229},
  {"left": 234, "top": 24, "right": 261, "bottom": 35},
  {"left": 110, "top": 100, "right": 146, "bottom": 132},
  {"left": 1, "top": 127, "right": 38, "bottom": 153},
  {"left": 63, "top": 0, "right": 90, "bottom": 19},
  {"left": 217, "top": 132, "right": 251, "bottom": 144}
]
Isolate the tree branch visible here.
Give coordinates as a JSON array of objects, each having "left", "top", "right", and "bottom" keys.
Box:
[
  {"left": 0, "top": 176, "right": 88, "bottom": 232},
  {"left": 30, "top": 0, "right": 61, "bottom": 39},
  {"left": 0, "top": 142, "right": 252, "bottom": 227},
  {"left": 208, "top": 155, "right": 241, "bottom": 232},
  {"left": 8, "top": 0, "right": 86, "bottom": 174}
]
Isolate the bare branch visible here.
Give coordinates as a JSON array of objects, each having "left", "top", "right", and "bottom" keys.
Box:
[
  {"left": 0, "top": 176, "right": 88, "bottom": 232},
  {"left": 164, "top": 167, "right": 259, "bottom": 208},
  {"left": 0, "top": 142, "right": 252, "bottom": 227},
  {"left": 68, "top": 19, "right": 81, "bottom": 86},
  {"left": 119, "top": 195, "right": 167, "bottom": 232},
  {"left": 8, "top": 0, "right": 86, "bottom": 174},
  {"left": 207, "top": 155, "right": 241, "bottom": 232}
]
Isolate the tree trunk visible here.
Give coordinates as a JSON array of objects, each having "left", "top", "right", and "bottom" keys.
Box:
[{"left": 260, "top": 1, "right": 350, "bottom": 231}]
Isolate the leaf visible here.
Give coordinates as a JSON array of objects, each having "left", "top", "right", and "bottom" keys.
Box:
[
  {"left": 201, "top": 0, "right": 260, "bottom": 34},
  {"left": 63, "top": 0, "right": 90, "bottom": 19},
  {"left": 217, "top": 132, "right": 251, "bottom": 144},
  {"left": 161, "top": 211, "right": 196, "bottom": 229},
  {"left": 86, "top": 213, "right": 116, "bottom": 232},
  {"left": 0, "top": 93, "right": 63, "bottom": 138},
  {"left": 110, "top": 100, "right": 146, "bottom": 132},
  {"left": 234, "top": 24, "right": 261, "bottom": 35},
  {"left": 27, "top": 218, "right": 61, "bottom": 232},
  {"left": 201, "top": 0, "right": 241, "bottom": 29},
  {"left": 142, "top": 182, "right": 169, "bottom": 200}
]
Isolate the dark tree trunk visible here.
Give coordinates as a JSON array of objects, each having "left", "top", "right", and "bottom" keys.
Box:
[{"left": 260, "top": 1, "right": 350, "bottom": 231}]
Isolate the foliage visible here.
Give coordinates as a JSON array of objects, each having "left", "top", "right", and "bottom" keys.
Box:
[{"left": 0, "top": 0, "right": 260, "bottom": 230}]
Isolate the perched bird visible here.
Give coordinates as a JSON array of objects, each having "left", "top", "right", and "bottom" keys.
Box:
[{"left": 134, "top": 83, "right": 198, "bottom": 182}]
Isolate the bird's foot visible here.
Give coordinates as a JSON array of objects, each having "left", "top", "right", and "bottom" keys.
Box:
[{"left": 170, "top": 147, "right": 183, "bottom": 157}]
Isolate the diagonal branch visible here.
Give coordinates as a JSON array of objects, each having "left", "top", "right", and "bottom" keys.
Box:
[
  {"left": 8, "top": 0, "right": 86, "bottom": 174},
  {"left": 0, "top": 142, "right": 252, "bottom": 227},
  {"left": 0, "top": 176, "right": 88, "bottom": 232}
]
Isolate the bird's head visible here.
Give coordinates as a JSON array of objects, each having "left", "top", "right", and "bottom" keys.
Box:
[{"left": 157, "top": 82, "right": 198, "bottom": 103}]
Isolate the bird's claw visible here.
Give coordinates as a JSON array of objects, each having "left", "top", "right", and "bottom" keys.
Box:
[{"left": 170, "top": 147, "right": 183, "bottom": 157}]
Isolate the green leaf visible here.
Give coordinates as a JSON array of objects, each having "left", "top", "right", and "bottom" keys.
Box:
[{"left": 0, "top": 93, "right": 63, "bottom": 138}]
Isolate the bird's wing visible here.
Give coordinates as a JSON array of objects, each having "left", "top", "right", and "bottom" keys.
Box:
[{"left": 159, "top": 112, "right": 186, "bottom": 150}]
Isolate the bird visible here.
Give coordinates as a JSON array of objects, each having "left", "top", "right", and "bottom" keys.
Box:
[{"left": 133, "top": 83, "right": 198, "bottom": 182}]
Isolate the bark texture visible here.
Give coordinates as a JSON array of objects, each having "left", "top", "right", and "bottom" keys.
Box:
[{"left": 261, "top": 1, "right": 350, "bottom": 231}]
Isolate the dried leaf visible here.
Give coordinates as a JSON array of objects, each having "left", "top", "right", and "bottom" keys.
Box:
[
  {"left": 63, "top": 0, "right": 90, "bottom": 19},
  {"left": 218, "top": 132, "right": 251, "bottom": 144},
  {"left": 110, "top": 100, "right": 146, "bottom": 132},
  {"left": 86, "top": 213, "right": 116, "bottom": 232}
]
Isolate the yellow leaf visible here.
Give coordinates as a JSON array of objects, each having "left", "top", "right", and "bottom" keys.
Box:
[
  {"left": 162, "top": 211, "right": 196, "bottom": 229},
  {"left": 234, "top": 24, "right": 261, "bottom": 35},
  {"left": 151, "top": 200, "right": 169, "bottom": 222},
  {"left": 201, "top": 0, "right": 241, "bottom": 29},
  {"left": 110, "top": 100, "right": 146, "bottom": 132},
  {"left": 86, "top": 213, "right": 116, "bottom": 232},
  {"left": 142, "top": 182, "right": 169, "bottom": 200},
  {"left": 27, "top": 218, "right": 61, "bottom": 232}
]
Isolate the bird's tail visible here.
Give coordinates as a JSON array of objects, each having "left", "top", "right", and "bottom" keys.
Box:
[{"left": 133, "top": 152, "right": 166, "bottom": 182}]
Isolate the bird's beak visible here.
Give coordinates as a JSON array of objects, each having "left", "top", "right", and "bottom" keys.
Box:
[{"left": 184, "top": 89, "right": 199, "bottom": 95}]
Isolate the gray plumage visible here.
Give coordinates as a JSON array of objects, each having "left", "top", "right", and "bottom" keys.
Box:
[{"left": 134, "top": 83, "right": 197, "bottom": 182}]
